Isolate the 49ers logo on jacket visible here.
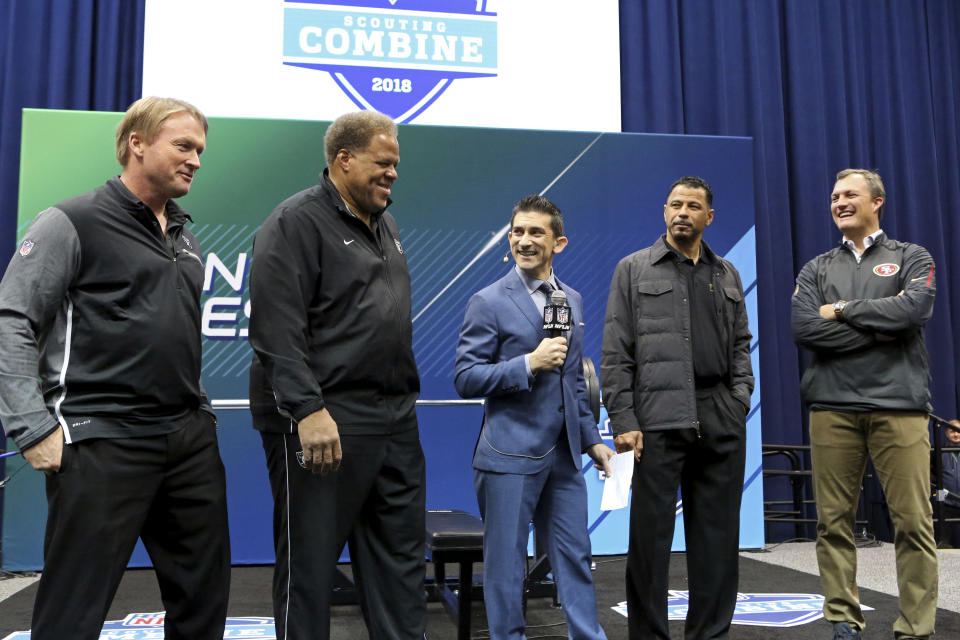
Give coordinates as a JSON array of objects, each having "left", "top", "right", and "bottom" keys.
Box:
[{"left": 873, "top": 263, "right": 900, "bottom": 277}]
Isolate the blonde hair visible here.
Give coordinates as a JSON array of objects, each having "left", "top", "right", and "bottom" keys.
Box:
[{"left": 115, "top": 97, "right": 208, "bottom": 165}]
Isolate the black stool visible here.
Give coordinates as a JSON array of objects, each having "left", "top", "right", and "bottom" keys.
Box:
[{"left": 425, "top": 509, "right": 484, "bottom": 640}]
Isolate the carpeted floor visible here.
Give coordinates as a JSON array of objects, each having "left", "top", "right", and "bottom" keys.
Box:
[{"left": 1, "top": 554, "right": 956, "bottom": 639}]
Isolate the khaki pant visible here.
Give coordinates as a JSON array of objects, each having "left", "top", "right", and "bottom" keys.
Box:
[{"left": 810, "top": 410, "right": 938, "bottom": 638}]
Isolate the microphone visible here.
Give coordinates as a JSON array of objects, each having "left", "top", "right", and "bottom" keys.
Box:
[{"left": 542, "top": 289, "right": 572, "bottom": 338}]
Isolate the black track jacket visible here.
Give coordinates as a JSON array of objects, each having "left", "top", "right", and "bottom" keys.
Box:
[
  {"left": 0, "top": 177, "right": 210, "bottom": 450},
  {"left": 248, "top": 171, "right": 419, "bottom": 435},
  {"left": 791, "top": 232, "right": 935, "bottom": 412}
]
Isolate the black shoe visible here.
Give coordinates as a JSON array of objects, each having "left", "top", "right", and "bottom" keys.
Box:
[{"left": 833, "top": 622, "right": 862, "bottom": 640}]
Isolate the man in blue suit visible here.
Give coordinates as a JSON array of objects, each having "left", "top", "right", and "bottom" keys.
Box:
[{"left": 455, "top": 194, "right": 614, "bottom": 640}]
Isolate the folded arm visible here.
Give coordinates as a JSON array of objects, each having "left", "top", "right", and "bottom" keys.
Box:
[
  {"left": 791, "top": 257, "right": 878, "bottom": 353},
  {"left": 842, "top": 245, "right": 935, "bottom": 333}
]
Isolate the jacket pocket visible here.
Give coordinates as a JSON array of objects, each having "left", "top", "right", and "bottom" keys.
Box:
[
  {"left": 636, "top": 280, "right": 674, "bottom": 318},
  {"left": 720, "top": 286, "right": 743, "bottom": 327},
  {"left": 722, "top": 286, "right": 743, "bottom": 304}
]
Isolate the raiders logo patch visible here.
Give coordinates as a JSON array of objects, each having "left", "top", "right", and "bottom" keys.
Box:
[{"left": 873, "top": 263, "right": 899, "bottom": 277}]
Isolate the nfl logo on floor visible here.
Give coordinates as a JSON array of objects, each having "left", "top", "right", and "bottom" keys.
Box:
[
  {"left": 611, "top": 591, "right": 874, "bottom": 628},
  {"left": 1, "top": 613, "right": 278, "bottom": 639}
]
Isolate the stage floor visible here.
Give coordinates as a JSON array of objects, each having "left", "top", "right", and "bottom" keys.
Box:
[{"left": 2, "top": 543, "right": 957, "bottom": 639}]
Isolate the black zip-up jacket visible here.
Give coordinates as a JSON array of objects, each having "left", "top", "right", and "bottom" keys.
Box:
[
  {"left": 791, "top": 232, "right": 935, "bottom": 412},
  {"left": 0, "top": 177, "right": 210, "bottom": 450},
  {"left": 601, "top": 236, "right": 754, "bottom": 435},
  {"left": 248, "top": 171, "right": 419, "bottom": 435}
]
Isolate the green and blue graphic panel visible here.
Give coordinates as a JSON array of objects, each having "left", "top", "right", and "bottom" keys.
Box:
[{"left": 3, "top": 110, "right": 761, "bottom": 569}]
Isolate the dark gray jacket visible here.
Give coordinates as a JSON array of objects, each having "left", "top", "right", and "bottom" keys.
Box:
[
  {"left": 601, "top": 236, "right": 754, "bottom": 435},
  {"left": 791, "top": 233, "right": 935, "bottom": 412}
]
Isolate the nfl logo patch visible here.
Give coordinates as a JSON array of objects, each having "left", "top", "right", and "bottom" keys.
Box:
[
  {"left": 394, "top": 238, "right": 404, "bottom": 255},
  {"left": 18, "top": 239, "right": 35, "bottom": 257}
]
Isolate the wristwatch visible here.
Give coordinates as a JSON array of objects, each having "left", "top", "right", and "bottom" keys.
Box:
[{"left": 833, "top": 300, "right": 847, "bottom": 320}]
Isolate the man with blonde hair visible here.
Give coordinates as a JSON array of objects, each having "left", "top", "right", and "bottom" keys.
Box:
[
  {"left": 792, "top": 168, "right": 937, "bottom": 640},
  {"left": 249, "top": 110, "right": 425, "bottom": 639},
  {"left": 0, "top": 96, "right": 229, "bottom": 639}
]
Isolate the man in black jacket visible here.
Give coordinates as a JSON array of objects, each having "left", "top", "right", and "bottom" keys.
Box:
[
  {"left": 601, "top": 176, "right": 753, "bottom": 640},
  {"left": 249, "top": 111, "right": 425, "bottom": 640},
  {"left": 791, "top": 168, "right": 937, "bottom": 640},
  {"left": 0, "top": 97, "right": 229, "bottom": 640}
]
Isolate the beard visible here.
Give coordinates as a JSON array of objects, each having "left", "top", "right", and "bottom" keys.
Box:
[{"left": 668, "top": 223, "right": 698, "bottom": 244}]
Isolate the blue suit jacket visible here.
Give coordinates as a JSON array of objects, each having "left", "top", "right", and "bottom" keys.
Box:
[{"left": 454, "top": 269, "right": 602, "bottom": 474}]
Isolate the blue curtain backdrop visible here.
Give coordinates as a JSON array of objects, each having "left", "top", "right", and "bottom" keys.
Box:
[
  {"left": 620, "top": 0, "right": 960, "bottom": 448},
  {"left": 0, "top": 0, "right": 144, "bottom": 267},
  {"left": 0, "top": 0, "right": 145, "bottom": 533}
]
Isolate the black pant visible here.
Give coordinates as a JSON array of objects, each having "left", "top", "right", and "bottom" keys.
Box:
[
  {"left": 32, "top": 410, "right": 231, "bottom": 640},
  {"left": 626, "top": 386, "right": 746, "bottom": 640},
  {"left": 261, "top": 425, "right": 427, "bottom": 640},
  {"left": 942, "top": 504, "right": 960, "bottom": 548}
]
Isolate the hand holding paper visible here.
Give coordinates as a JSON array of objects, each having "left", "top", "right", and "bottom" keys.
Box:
[{"left": 600, "top": 450, "right": 634, "bottom": 511}]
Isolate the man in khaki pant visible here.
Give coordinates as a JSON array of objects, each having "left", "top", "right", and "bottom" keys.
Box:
[{"left": 791, "top": 169, "right": 938, "bottom": 640}]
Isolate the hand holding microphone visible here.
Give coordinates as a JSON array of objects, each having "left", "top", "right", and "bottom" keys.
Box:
[
  {"left": 530, "top": 337, "right": 567, "bottom": 371},
  {"left": 530, "top": 289, "right": 572, "bottom": 371}
]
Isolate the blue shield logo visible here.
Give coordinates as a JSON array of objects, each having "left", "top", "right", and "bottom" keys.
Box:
[
  {"left": 612, "top": 591, "right": 875, "bottom": 628},
  {"left": 2, "top": 613, "right": 277, "bottom": 639},
  {"left": 283, "top": 1, "right": 498, "bottom": 122}
]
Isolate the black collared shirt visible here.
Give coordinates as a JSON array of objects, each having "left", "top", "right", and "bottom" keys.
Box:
[{"left": 662, "top": 237, "right": 728, "bottom": 386}]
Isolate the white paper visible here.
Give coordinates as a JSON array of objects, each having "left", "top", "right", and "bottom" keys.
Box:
[{"left": 600, "top": 451, "right": 634, "bottom": 511}]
